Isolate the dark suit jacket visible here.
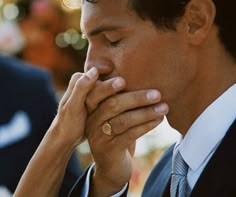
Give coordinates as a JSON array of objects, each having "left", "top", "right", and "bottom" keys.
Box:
[
  {"left": 143, "top": 119, "right": 236, "bottom": 197},
  {"left": 69, "top": 119, "right": 236, "bottom": 197},
  {"left": 0, "top": 55, "right": 82, "bottom": 196}
]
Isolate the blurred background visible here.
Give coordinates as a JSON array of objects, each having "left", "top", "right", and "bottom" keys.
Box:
[
  {"left": 0, "top": 0, "right": 87, "bottom": 95},
  {"left": 0, "top": 0, "right": 180, "bottom": 196}
]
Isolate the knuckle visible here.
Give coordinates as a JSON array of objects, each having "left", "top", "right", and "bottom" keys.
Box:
[
  {"left": 73, "top": 73, "right": 91, "bottom": 90},
  {"left": 75, "top": 77, "right": 87, "bottom": 89},
  {"left": 112, "top": 116, "right": 127, "bottom": 134},
  {"left": 57, "top": 105, "right": 69, "bottom": 122},
  {"left": 133, "top": 91, "right": 140, "bottom": 102},
  {"left": 118, "top": 115, "right": 130, "bottom": 129},
  {"left": 70, "top": 73, "right": 81, "bottom": 84},
  {"left": 86, "top": 96, "right": 97, "bottom": 112},
  {"left": 85, "top": 96, "right": 93, "bottom": 107},
  {"left": 117, "top": 116, "right": 127, "bottom": 129},
  {"left": 75, "top": 80, "right": 82, "bottom": 89},
  {"left": 65, "top": 102, "right": 74, "bottom": 114},
  {"left": 106, "top": 96, "right": 119, "bottom": 111},
  {"left": 127, "top": 130, "right": 136, "bottom": 141},
  {"left": 58, "top": 105, "right": 66, "bottom": 116}
]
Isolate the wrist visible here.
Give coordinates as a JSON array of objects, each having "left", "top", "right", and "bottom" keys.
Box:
[
  {"left": 45, "top": 126, "right": 76, "bottom": 158},
  {"left": 47, "top": 116, "right": 83, "bottom": 152}
]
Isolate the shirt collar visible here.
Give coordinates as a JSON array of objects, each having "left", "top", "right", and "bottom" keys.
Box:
[{"left": 177, "top": 84, "right": 236, "bottom": 171}]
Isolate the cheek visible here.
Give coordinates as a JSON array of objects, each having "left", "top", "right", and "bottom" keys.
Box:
[{"left": 111, "top": 35, "right": 192, "bottom": 94}]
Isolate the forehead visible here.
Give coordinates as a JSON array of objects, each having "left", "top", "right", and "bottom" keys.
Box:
[{"left": 81, "top": 0, "right": 139, "bottom": 34}]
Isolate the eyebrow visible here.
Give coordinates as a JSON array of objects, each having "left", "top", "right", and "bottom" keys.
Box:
[{"left": 87, "top": 25, "right": 122, "bottom": 37}]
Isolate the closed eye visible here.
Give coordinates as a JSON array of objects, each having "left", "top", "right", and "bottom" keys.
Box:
[{"left": 109, "top": 40, "right": 121, "bottom": 47}]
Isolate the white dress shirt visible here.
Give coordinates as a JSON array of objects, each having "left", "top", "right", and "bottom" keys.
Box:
[{"left": 83, "top": 84, "right": 236, "bottom": 196}]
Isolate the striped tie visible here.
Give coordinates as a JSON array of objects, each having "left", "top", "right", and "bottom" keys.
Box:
[{"left": 170, "top": 151, "right": 189, "bottom": 197}]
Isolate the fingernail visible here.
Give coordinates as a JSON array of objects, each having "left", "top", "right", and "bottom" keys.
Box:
[
  {"left": 154, "top": 104, "right": 168, "bottom": 114},
  {"left": 112, "top": 78, "right": 124, "bottom": 89},
  {"left": 87, "top": 67, "right": 98, "bottom": 79},
  {"left": 146, "top": 90, "right": 160, "bottom": 101}
]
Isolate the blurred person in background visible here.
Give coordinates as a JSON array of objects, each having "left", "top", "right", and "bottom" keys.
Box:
[
  {"left": 17, "top": 0, "right": 86, "bottom": 92},
  {"left": 12, "top": 0, "right": 236, "bottom": 196},
  {"left": 0, "top": 20, "right": 25, "bottom": 56},
  {"left": 0, "top": 1, "right": 84, "bottom": 195},
  {"left": 0, "top": 54, "right": 83, "bottom": 197}
]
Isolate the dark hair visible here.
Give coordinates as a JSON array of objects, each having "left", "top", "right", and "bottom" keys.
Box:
[
  {"left": 212, "top": 0, "right": 236, "bottom": 61},
  {"left": 85, "top": 0, "right": 236, "bottom": 61},
  {"left": 128, "top": 0, "right": 190, "bottom": 30}
]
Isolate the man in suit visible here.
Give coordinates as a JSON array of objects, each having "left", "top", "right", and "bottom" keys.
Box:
[
  {"left": 10, "top": 0, "right": 236, "bottom": 196},
  {"left": 67, "top": 0, "right": 236, "bottom": 196},
  {"left": 0, "top": 55, "right": 83, "bottom": 196}
]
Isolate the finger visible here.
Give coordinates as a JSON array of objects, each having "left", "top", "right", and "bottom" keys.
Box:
[
  {"left": 109, "top": 103, "right": 169, "bottom": 135},
  {"left": 91, "top": 89, "right": 162, "bottom": 125},
  {"left": 67, "top": 67, "right": 99, "bottom": 108},
  {"left": 114, "top": 118, "right": 166, "bottom": 149},
  {"left": 86, "top": 77, "right": 126, "bottom": 114},
  {"left": 60, "top": 72, "right": 83, "bottom": 106}
]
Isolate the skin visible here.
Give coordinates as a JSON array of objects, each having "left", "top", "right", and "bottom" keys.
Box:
[{"left": 13, "top": 0, "right": 236, "bottom": 196}]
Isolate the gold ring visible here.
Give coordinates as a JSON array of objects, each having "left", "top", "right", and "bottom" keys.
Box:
[{"left": 102, "top": 121, "right": 112, "bottom": 135}]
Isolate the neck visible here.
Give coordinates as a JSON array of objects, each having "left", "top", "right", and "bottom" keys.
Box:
[{"left": 167, "top": 48, "right": 236, "bottom": 136}]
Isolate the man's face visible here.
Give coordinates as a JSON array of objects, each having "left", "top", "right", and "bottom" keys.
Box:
[{"left": 81, "top": 0, "right": 195, "bottom": 103}]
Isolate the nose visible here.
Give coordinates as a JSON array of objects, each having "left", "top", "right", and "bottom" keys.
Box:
[{"left": 84, "top": 45, "right": 114, "bottom": 79}]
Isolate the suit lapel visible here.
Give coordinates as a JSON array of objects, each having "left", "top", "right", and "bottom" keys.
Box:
[
  {"left": 142, "top": 144, "right": 174, "bottom": 197},
  {"left": 191, "top": 120, "right": 236, "bottom": 196},
  {"left": 158, "top": 158, "right": 172, "bottom": 197}
]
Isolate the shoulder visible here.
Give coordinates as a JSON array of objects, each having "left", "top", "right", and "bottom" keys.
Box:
[
  {"left": 0, "top": 55, "right": 50, "bottom": 82},
  {"left": 0, "top": 55, "right": 52, "bottom": 89},
  {"left": 142, "top": 144, "right": 175, "bottom": 197},
  {"left": 148, "top": 144, "right": 174, "bottom": 180}
]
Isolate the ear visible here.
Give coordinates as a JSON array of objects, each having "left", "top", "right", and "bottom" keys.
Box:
[{"left": 184, "top": 0, "right": 216, "bottom": 45}]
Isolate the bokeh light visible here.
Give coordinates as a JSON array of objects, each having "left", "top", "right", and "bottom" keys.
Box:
[
  {"left": 2, "top": 3, "right": 19, "bottom": 20},
  {"left": 0, "top": 0, "right": 4, "bottom": 7},
  {"left": 61, "top": 0, "right": 82, "bottom": 9},
  {"left": 55, "top": 29, "right": 87, "bottom": 50},
  {"left": 72, "top": 37, "right": 87, "bottom": 50},
  {"left": 55, "top": 33, "right": 69, "bottom": 48}
]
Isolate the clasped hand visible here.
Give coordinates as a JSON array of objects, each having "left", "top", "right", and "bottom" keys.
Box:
[{"left": 53, "top": 67, "right": 169, "bottom": 196}]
